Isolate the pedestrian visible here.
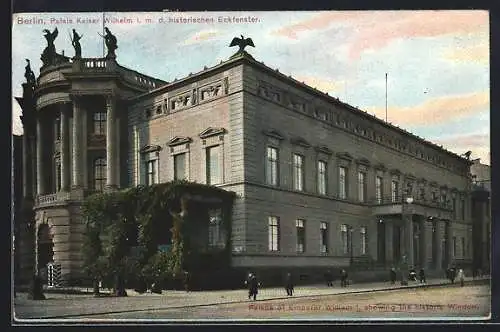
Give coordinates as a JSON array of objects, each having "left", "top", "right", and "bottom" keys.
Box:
[
  {"left": 457, "top": 268, "right": 465, "bottom": 287},
  {"left": 285, "top": 272, "right": 294, "bottom": 296},
  {"left": 390, "top": 267, "right": 397, "bottom": 285},
  {"left": 325, "top": 270, "right": 333, "bottom": 287},
  {"left": 245, "top": 273, "right": 253, "bottom": 299},
  {"left": 449, "top": 267, "right": 456, "bottom": 284},
  {"left": 183, "top": 271, "right": 190, "bottom": 292},
  {"left": 248, "top": 274, "right": 260, "bottom": 300},
  {"left": 408, "top": 268, "right": 417, "bottom": 282},
  {"left": 340, "top": 269, "right": 348, "bottom": 287},
  {"left": 419, "top": 268, "right": 426, "bottom": 284}
]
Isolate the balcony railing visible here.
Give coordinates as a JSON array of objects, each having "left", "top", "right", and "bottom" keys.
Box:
[{"left": 369, "top": 194, "right": 453, "bottom": 210}]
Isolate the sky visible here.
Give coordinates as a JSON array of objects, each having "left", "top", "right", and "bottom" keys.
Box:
[{"left": 11, "top": 10, "right": 490, "bottom": 164}]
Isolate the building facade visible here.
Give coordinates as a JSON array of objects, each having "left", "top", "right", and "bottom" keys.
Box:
[
  {"left": 15, "top": 34, "right": 476, "bottom": 285},
  {"left": 470, "top": 159, "right": 491, "bottom": 274}
]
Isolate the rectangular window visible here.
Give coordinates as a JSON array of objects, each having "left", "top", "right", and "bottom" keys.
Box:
[
  {"left": 419, "top": 187, "right": 425, "bottom": 201},
  {"left": 360, "top": 226, "right": 367, "bottom": 255},
  {"left": 174, "top": 153, "right": 186, "bottom": 181},
  {"left": 461, "top": 237, "right": 466, "bottom": 257},
  {"left": 208, "top": 208, "right": 223, "bottom": 248},
  {"left": 358, "top": 171, "right": 366, "bottom": 202},
  {"left": 441, "top": 194, "right": 447, "bottom": 207},
  {"left": 206, "top": 145, "right": 221, "bottom": 185},
  {"left": 339, "top": 166, "right": 347, "bottom": 199},
  {"left": 320, "top": 222, "right": 328, "bottom": 253},
  {"left": 317, "top": 160, "right": 327, "bottom": 195},
  {"left": 296, "top": 219, "right": 305, "bottom": 253},
  {"left": 293, "top": 154, "right": 304, "bottom": 191},
  {"left": 432, "top": 191, "right": 438, "bottom": 202},
  {"left": 55, "top": 160, "right": 61, "bottom": 191},
  {"left": 453, "top": 236, "right": 457, "bottom": 257},
  {"left": 93, "top": 112, "right": 107, "bottom": 135},
  {"left": 376, "top": 176, "right": 383, "bottom": 204},
  {"left": 391, "top": 180, "right": 399, "bottom": 203},
  {"left": 266, "top": 147, "right": 279, "bottom": 186},
  {"left": 461, "top": 199, "right": 465, "bottom": 220},
  {"left": 268, "top": 216, "right": 280, "bottom": 252},
  {"left": 341, "top": 224, "right": 349, "bottom": 254},
  {"left": 146, "top": 159, "right": 157, "bottom": 185},
  {"left": 452, "top": 198, "right": 457, "bottom": 219}
]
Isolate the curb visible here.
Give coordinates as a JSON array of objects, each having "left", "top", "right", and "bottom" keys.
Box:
[{"left": 20, "top": 278, "right": 489, "bottom": 320}]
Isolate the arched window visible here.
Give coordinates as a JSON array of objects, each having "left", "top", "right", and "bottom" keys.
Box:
[
  {"left": 93, "top": 112, "right": 107, "bottom": 135},
  {"left": 93, "top": 158, "right": 107, "bottom": 191}
]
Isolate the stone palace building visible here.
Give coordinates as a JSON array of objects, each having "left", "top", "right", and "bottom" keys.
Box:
[{"left": 14, "top": 30, "right": 478, "bottom": 286}]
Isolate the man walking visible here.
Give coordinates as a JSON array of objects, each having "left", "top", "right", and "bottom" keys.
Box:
[
  {"left": 419, "top": 268, "right": 426, "bottom": 284},
  {"left": 285, "top": 272, "right": 294, "bottom": 296}
]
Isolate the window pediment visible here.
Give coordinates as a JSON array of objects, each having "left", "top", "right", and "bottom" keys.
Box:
[
  {"left": 167, "top": 136, "right": 192, "bottom": 147},
  {"left": 356, "top": 157, "right": 371, "bottom": 167},
  {"left": 140, "top": 144, "right": 162, "bottom": 154},
  {"left": 199, "top": 127, "right": 227, "bottom": 139},
  {"left": 389, "top": 168, "right": 401, "bottom": 176},
  {"left": 405, "top": 173, "right": 416, "bottom": 181},
  {"left": 290, "top": 136, "right": 311, "bottom": 148},
  {"left": 262, "top": 129, "right": 285, "bottom": 141},
  {"left": 374, "top": 163, "right": 387, "bottom": 172},
  {"left": 315, "top": 145, "right": 332, "bottom": 155},
  {"left": 336, "top": 152, "right": 353, "bottom": 161}
]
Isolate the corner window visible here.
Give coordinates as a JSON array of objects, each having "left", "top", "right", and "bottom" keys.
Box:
[
  {"left": 93, "top": 111, "right": 107, "bottom": 135},
  {"left": 206, "top": 145, "right": 221, "bottom": 185}
]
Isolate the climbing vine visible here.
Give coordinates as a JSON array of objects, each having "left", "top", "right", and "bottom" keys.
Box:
[{"left": 81, "top": 180, "right": 235, "bottom": 293}]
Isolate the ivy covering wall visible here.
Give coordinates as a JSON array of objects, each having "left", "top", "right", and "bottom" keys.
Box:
[{"left": 81, "top": 180, "right": 236, "bottom": 292}]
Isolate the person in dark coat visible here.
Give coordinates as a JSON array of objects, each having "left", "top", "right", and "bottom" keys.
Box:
[
  {"left": 408, "top": 268, "right": 417, "bottom": 282},
  {"left": 248, "top": 274, "right": 259, "bottom": 300},
  {"left": 325, "top": 270, "right": 333, "bottom": 287},
  {"left": 447, "top": 267, "right": 456, "bottom": 284},
  {"left": 390, "top": 267, "right": 397, "bottom": 285},
  {"left": 340, "top": 269, "right": 348, "bottom": 287},
  {"left": 285, "top": 272, "right": 294, "bottom": 296},
  {"left": 419, "top": 268, "right": 426, "bottom": 284}
]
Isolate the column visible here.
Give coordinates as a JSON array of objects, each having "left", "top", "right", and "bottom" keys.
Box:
[
  {"left": 404, "top": 214, "right": 414, "bottom": 267},
  {"left": 22, "top": 131, "right": 31, "bottom": 198},
  {"left": 81, "top": 107, "right": 88, "bottom": 188},
  {"left": 419, "top": 217, "right": 427, "bottom": 268},
  {"left": 36, "top": 115, "right": 45, "bottom": 195},
  {"left": 106, "top": 95, "right": 117, "bottom": 189},
  {"left": 435, "top": 219, "right": 443, "bottom": 270},
  {"left": 60, "top": 105, "right": 70, "bottom": 190},
  {"left": 115, "top": 112, "right": 121, "bottom": 187},
  {"left": 72, "top": 97, "right": 83, "bottom": 188}
]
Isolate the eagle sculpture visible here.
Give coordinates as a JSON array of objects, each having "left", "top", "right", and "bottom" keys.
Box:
[{"left": 229, "top": 35, "right": 255, "bottom": 53}]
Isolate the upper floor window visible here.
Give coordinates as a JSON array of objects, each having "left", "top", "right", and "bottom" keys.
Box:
[
  {"left": 296, "top": 219, "right": 305, "bottom": 253},
  {"left": 206, "top": 145, "right": 222, "bottom": 185},
  {"left": 146, "top": 159, "right": 158, "bottom": 185},
  {"left": 266, "top": 147, "right": 279, "bottom": 186},
  {"left": 317, "top": 160, "right": 327, "bottom": 195},
  {"left": 376, "top": 176, "right": 383, "bottom": 204},
  {"left": 391, "top": 180, "right": 399, "bottom": 203},
  {"left": 419, "top": 187, "right": 426, "bottom": 201},
  {"left": 358, "top": 171, "right": 367, "bottom": 202},
  {"left": 93, "top": 157, "right": 107, "bottom": 191},
  {"left": 93, "top": 111, "right": 107, "bottom": 135},
  {"left": 174, "top": 153, "right": 186, "bottom": 181},
  {"left": 268, "top": 216, "right": 280, "bottom": 252},
  {"left": 339, "top": 166, "right": 347, "bottom": 199},
  {"left": 293, "top": 154, "right": 304, "bottom": 191}
]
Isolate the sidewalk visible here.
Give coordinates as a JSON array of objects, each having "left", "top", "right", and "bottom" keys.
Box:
[{"left": 14, "top": 276, "right": 489, "bottom": 319}]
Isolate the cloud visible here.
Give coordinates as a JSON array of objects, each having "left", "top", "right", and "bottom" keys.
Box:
[
  {"left": 442, "top": 43, "right": 489, "bottom": 64},
  {"left": 182, "top": 29, "right": 219, "bottom": 46},
  {"left": 366, "top": 91, "right": 489, "bottom": 126},
  {"left": 348, "top": 11, "right": 488, "bottom": 60},
  {"left": 293, "top": 75, "right": 344, "bottom": 94},
  {"left": 434, "top": 134, "right": 490, "bottom": 165}
]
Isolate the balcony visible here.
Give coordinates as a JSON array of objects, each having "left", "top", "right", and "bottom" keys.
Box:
[
  {"left": 36, "top": 192, "right": 70, "bottom": 207},
  {"left": 371, "top": 195, "right": 453, "bottom": 219}
]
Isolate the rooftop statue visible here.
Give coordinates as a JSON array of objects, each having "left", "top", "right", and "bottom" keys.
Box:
[
  {"left": 70, "top": 29, "right": 83, "bottom": 59},
  {"left": 229, "top": 35, "right": 255, "bottom": 55},
  {"left": 41, "top": 27, "right": 58, "bottom": 66},
  {"left": 24, "top": 59, "right": 36, "bottom": 88},
  {"left": 99, "top": 27, "right": 118, "bottom": 58}
]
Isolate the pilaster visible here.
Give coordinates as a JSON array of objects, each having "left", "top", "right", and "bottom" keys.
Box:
[
  {"left": 60, "top": 104, "right": 70, "bottom": 191},
  {"left": 105, "top": 95, "right": 118, "bottom": 189},
  {"left": 71, "top": 96, "right": 83, "bottom": 188},
  {"left": 36, "top": 115, "right": 45, "bottom": 195}
]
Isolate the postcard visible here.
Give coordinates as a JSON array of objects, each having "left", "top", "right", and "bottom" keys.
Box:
[{"left": 11, "top": 10, "right": 491, "bottom": 323}]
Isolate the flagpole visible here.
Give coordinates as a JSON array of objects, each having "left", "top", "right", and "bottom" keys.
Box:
[{"left": 385, "top": 73, "right": 388, "bottom": 122}]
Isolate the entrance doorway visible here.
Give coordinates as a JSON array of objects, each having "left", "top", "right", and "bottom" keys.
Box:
[{"left": 37, "top": 224, "right": 54, "bottom": 281}]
